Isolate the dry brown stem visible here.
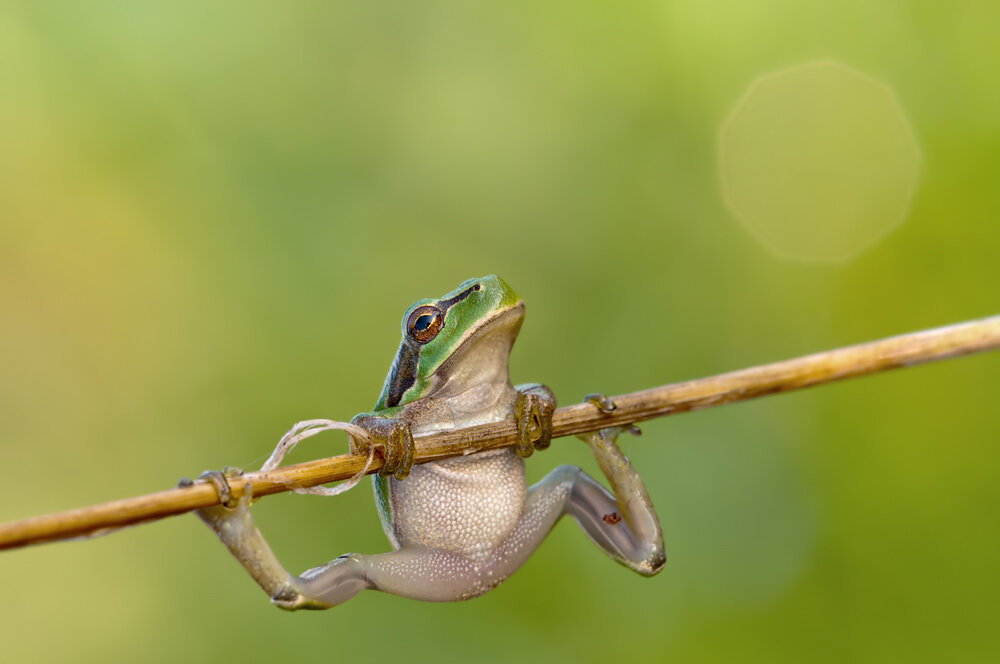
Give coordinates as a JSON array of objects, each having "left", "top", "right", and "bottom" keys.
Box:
[{"left": 1, "top": 314, "right": 997, "bottom": 551}]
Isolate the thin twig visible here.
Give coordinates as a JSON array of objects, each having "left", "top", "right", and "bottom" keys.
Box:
[{"left": 1, "top": 315, "right": 998, "bottom": 551}]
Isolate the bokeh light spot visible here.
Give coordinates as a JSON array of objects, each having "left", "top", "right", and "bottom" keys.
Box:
[{"left": 719, "top": 60, "right": 920, "bottom": 262}]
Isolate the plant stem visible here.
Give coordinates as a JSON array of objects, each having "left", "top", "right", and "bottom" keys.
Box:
[{"left": 1, "top": 314, "right": 997, "bottom": 551}]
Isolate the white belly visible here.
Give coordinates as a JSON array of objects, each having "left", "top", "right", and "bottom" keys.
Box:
[{"left": 381, "top": 448, "right": 526, "bottom": 561}]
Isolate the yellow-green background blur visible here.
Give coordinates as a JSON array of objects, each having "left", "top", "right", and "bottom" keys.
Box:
[{"left": 1, "top": 2, "right": 998, "bottom": 662}]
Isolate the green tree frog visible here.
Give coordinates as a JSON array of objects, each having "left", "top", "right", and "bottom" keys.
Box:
[{"left": 190, "top": 275, "right": 664, "bottom": 609}]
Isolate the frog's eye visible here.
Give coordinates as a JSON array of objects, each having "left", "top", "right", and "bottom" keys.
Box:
[{"left": 406, "top": 305, "right": 444, "bottom": 344}]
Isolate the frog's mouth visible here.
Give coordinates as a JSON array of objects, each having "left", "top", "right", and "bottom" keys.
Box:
[{"left": 428, "top": 301, "right": 525, "bottom": 398}]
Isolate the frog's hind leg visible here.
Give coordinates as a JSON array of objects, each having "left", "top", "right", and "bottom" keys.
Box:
[
  {"left": 568, "top": 426, "right": 665, "bottom": 575},
  {"left": 264, "top": 547, "right": 482, "bottom": 607},
  {"left": 190, "top": 475, "right": 514, "bottom": 605},
  {"left": 485, "top": 426, "right": 665, "bottom": 581},
  {"left": 186, "top": 471, "right": 372, "bottom": 610}
]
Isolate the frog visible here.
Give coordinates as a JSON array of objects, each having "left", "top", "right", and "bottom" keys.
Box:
[{"left": 188, "top": 275, "right": 664, "bottom": 609}]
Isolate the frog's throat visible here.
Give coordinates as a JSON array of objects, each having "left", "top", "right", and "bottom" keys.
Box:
[
  {"left": 382, "top": 302, "right": 524, "bottom": 409},
  {"left": 425, "top": 302, "right": 524, "bottom": 401}
]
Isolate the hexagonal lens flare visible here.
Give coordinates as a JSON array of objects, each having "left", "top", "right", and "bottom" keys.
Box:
[{"left": 719, "top": 61, "right": 921, "bottom": 262}]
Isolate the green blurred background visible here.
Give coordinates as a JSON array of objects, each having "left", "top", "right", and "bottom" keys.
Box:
[{"left": 1, "top": 1, "right": 998, "bottom": 662}]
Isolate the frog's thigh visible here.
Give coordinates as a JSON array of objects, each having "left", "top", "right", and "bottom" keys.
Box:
[
  {"left": 355, "top": 548, "right": 481, "bottom": 602},
  {"left": 481, "top": 465, "right": 579, "bottom": 580},
  {"left": 288, "top": 549, "right": 479, "bottom": 606}
]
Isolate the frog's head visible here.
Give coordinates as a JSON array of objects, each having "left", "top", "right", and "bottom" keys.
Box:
[{"left": 375, "top": 275, "right": 525, "bottom": 409}]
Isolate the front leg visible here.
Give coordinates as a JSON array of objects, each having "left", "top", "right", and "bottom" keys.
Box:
[
  {"left": 182, "top": 469, "right": 371, "bottom": 610},
  {"left": 513, "top": 383, "right": 557, "bottom": 458}
]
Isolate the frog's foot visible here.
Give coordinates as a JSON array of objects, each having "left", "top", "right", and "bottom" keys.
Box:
[
  {"left": 270, "top": 583, "right": 333, "bottom": 611},
  {"left": 179, "top": 468, "right": 261, "bottom": 555},
  {"left": 513, "top": 383, "right": 557, "bottom": 458},
  {"left": 178, "top": 467, "right": 244, "bottom": 505},
  {"left": 583, "top": 394, "right": 643, "bottom": 436},
  {"left": 584, "top": 392, "right": 617, "bottom": 414},
  {"left": 350, "top": 416, "right": 415, "bottom": 480}
]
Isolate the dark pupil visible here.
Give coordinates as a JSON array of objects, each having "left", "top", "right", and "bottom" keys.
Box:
[{"left": 414, "top": 314, "right": 436, "bottom": 332}]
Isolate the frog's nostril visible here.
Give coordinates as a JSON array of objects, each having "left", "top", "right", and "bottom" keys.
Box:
[{"left": 473, "top": 284, "right": 481, "bottom": 291}]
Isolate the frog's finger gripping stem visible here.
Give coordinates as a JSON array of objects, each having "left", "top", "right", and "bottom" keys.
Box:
[
  {"left": 373, "top": 426, "right": 415, "bottom": 480},
  {"left": 349, "top": 416, "right": 416, "bottom": 481},
  {"left": 513, "top": 384, "right": 557, "bottom": 458},
  {"left": 387, "top": 427, "right": 416, "bottom": 480}
]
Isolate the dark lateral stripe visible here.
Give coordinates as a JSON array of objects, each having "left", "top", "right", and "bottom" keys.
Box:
[
  {"left": 437, "top": 284, "right": 478, "bottom": 312},
  {"left": 384, "top": 341, "right": 420, "bottom": 407},
  {"left": 385, "top": 283, "right": 478, "bottom": 407}
]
